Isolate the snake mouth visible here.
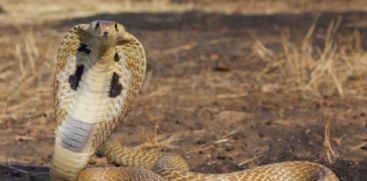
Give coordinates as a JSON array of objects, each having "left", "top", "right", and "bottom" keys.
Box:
[{"left": 103, "top": 32, "right": 109, "bottom": 39}]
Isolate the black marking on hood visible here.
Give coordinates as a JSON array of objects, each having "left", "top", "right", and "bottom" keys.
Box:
[
  {"left": 109, "top": 72, "right": 122, "bottom": 98},
  {"left": 68, "top": 65, "right": 84, "bottom": 91},
  {"left": 114, "top": 53, "right": 119, "bottom": 62},
  {"left": 77, "top": 44, "right": 91, "bottom": 54}
]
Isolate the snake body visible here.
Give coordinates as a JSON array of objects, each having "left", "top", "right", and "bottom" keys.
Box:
[{"left": 51, "top": 20, "right": 339, "bottom": 181}]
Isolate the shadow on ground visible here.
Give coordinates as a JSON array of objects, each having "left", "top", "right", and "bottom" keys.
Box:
[{"left": 55, "top": 11, "right": 367, "bottom": 32}]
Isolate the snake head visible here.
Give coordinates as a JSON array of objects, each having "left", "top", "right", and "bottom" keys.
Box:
[{"left": 87, "top": 20, "right": 126, "bottom": 47}]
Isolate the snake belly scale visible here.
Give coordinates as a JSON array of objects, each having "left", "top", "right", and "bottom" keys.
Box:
[{"left": 51, "top": 20, "right": 339, "bottom": 181}]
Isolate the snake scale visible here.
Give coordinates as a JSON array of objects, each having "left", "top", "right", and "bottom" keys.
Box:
[{"left": 51, "top": 20, "right": 339, "bottom": 181}]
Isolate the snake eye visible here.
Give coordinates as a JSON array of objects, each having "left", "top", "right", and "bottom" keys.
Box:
[
  {"left": 114, "top": 23, "right": 119, "bottom": 32},
  {"left": 95, "top": 22, "right": 100, "bottom": 30}
]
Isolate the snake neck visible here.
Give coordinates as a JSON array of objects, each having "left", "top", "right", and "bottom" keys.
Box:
[{"left": 83, "top": 36, "right": 114, "bottom": 60}]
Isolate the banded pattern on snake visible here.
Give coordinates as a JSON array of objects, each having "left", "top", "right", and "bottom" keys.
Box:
[{"left": 51, "top": 20, "right": 339, "bottom": 181}]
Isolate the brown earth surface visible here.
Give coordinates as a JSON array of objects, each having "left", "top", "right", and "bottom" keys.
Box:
[{"left": 0, "top": 1, "right": 366, "bottom": 181}]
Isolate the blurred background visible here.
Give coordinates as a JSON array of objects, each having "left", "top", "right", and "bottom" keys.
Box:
[{"left": 0, "top": 0, "right": 366, "bottom": 180}]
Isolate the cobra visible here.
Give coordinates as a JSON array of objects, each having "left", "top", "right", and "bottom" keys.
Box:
[{"left": 51, "top": 20, "right": 339, "bottom": 181}]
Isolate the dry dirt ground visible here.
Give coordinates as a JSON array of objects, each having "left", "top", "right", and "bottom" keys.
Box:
[{"left": 0, "top": 1, "right": 366, "bottom": 181}]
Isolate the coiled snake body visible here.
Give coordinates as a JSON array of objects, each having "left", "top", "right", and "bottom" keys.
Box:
[{"left": 51, "top": 20, "right": 339, "bottom": 181}]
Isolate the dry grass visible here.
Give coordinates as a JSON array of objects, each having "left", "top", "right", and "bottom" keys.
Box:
[
  {"left": 257, "top": 18, "right": 367, "bottom": 98},
  {"left": 0, "top": 30, "right": 55, "bottom": 126}
]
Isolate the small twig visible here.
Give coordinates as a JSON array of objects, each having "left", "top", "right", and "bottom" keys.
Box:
[
  {"left": 162, "top": 42, "right": 197, "bottom": 55},
  {"left": 213, "top": 139, "right": 228, "bottom": 144},
  {"left": 153, "top": 123, "right": 159, "bottom": 144},
  {"left": 141, "top": 70, "right": 153, "bottom": 93},
  {"left": 25, "top": 33, "right": 36, "bottom": 74},
  {"left": 15, "top": 44, "right": 25, "bottom": 79},
  {"left": 222, "top": 129, "right": 240, "bottom": 139},
  {"left": 187, "top": 144, "right": 215, "bottom": 154},
  {"left": 323, "top": 114, "right": 337, "bottom": 164},
  {"left": 136, "top": 125, "right": 181, "bottom": 150},
  {"left": 351, "top": 142, "right": 367, "bottom": 150},
  {"left": 238, "top": 155, "right": 261, "bottom": 166},
  {"left": 0, "top": 164, "right": 50, "bottom": 178},
  {"left": 15, "top": 135, "right": 37, "bottom": 142},
  {"left": 0, "top": 164, "right": 29, "bottom": 175},
  {"left": 140, "top": 86, "right": 172, "bottom": 100},
  {"left": 216, "top": 93, "right": 248, "bottom": 99}
]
